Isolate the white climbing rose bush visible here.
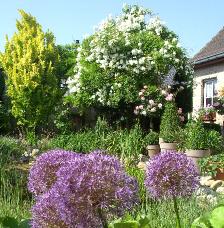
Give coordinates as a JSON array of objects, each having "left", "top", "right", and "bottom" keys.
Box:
[{"left": 67, "top": 4, "right": 193, "bottom": 115}]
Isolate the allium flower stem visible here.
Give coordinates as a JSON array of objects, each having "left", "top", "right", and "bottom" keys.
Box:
[
  {"left": 172, "top": 196, "right": 181, "bottom": 228},
  {"left": 97, "top": 207, "right": 108, "bottom": 228}
]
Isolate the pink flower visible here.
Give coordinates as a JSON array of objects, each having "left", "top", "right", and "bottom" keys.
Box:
[
  {"left": 178, "top": 108, "right": 182, "bottom": 114},
  {"left": 135, "top": 106, "right": 139, "bottom": 110},
  {"left": 165, "top": 93, "right": 173, "bottom": 101},
  {"left": 139, "top": 105, "right": 143, "bottom": 110},
  {"left": 179, "top": 116, "right": 185, "bottom": 122}
]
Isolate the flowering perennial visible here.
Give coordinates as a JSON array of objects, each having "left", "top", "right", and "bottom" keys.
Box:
[
  {"left": 145, "top": 151, "right": 199, "bottom": 199},
  {"left": 29, "top": 150, "right": 139, "bottom": 227},
  {"left": 28, "top": 149, "right": 79, "bottom": 197}
]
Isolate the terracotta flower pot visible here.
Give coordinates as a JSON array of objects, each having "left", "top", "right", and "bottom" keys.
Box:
[
  {"left": 146, "top": 145, "right": 160, "bottom": 158},
  {"left": 208, "top": 162, "right": 224, "bottom": 180},
  {"left": 160, "top": 142, "right": 177, "bottom": 152},
  {"left": 186, "top": 149, "right": 210, "bottom": 172},
  {"left": 201, "top": 112, "right": 216, "bottom": 122},
  {"left": 215, "top": 168, "right": 224, "bottom": 181}
]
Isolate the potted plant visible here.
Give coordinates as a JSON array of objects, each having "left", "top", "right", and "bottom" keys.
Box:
[
  {"left": 144, "top": 131, "right": 160, "bottom": 158},
  {"left": 207, "top": 130, "right": 224, "bottom": 155},
  {"left": 159, "top": 101, "right": 180, "bottom": 151},
  {"left": 184, "top": 120, "right": 210, "bottom": 171},
  {"left": 199, "top": 154, "right": 224, "bottom": 180},
  {"left": 198, "top": 106, "right": 216, "bottom": 122}
]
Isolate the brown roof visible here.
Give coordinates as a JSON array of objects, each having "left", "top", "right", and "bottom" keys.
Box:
[{"left": 193, "top": 27, "right": 224, "bottom": 63}]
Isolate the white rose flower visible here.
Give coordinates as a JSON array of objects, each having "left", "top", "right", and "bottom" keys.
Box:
[
  {"left": 150, "top": 107, "right": 156, "bottom": 112},
  {"left": 142, "top": 110, "right": 147, "bottom": 115}
]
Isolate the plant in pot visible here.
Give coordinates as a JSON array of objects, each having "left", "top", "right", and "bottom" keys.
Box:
[
  {"left": 159, "top": 101, "right": 180, "bottom": 151},
  {"left": 199, "top": 154, "right": 224, "bottom": 181},
  {"left": 184, "top": 120, "right": 210, "bottom": 171},
  {"left": 144, "top": 131, "right": 160, "bottom": 158},
  {"left": 198, "top": 106, "right": 216, "bottom": 122},
  {"left": 207, "top": 130, "right": 224, "bottom": 155}
]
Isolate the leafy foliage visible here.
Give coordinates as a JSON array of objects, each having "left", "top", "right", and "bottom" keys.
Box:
[
  {"left": 0, "top": 136, "right": 25, "bottom": 166},
  {"left": 159, "top": 101, "right": 180, "bottom": 143},
  {"left": 56, "top": 42, "right": 79, "bottom": 94},
  {"left": 199, "top": 154, "right": 224, "bottom": 177},
  {"left": 191, "top": 204, "right": 224, "bottom": 228},
  {"left": 144, "top": 131, "right": 159, "bottom": 145},
  {"left": 184, "top": 121, "right": 209, "bottom": 150},
  {"left": 0, "top": 10, "right": 61, "bottom": 133},
  {"left": 67, "top": 5, "right": 192, "bottom": 115}
]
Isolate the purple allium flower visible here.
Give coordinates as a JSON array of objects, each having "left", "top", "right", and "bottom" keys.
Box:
[
  {"left": 31, "top": 189, "right": 68, "bottom": 228},
  {"left": 30, "top": 150, "right": 139, "bottom": 227},
  {"left": 145, "top": 151, "right": 199, "bottom": 199},
  {"left": 28, "top": 149, "right": 80, "bottom": 197}
]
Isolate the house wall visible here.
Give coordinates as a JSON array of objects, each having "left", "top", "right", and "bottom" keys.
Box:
[{"left": 193, "top": 62, "right": 224, "bottom": 125}]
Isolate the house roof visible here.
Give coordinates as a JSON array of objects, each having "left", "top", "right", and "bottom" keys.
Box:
[{"left": 193, "top": 27, "right": 224, "bottom": 64}]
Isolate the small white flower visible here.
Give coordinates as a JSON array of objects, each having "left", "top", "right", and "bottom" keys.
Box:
[
  {"left": 150, "top": 107, "right": 156, "bottom": 112},
  {"left": 142, "top": 110, "right": 147, "bottom": 115},
  {"left": 158, "top": 103, "right": 163, "bottom": 109},
  {"left": 139, "top": 105, "right": 143, "bottom": 110},
  {"left": 161, "top": 90, "right": 167, "bottom": 95}
]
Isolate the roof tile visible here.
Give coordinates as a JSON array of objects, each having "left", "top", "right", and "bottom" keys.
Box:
[{"left": 193, "top": 27, "right": 224, "bottom": 63}]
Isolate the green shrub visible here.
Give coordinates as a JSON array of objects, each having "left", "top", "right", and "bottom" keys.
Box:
[
  {"left": 207, "top": 130, "right": 224, "bottom": 154},
  {"left": 159, "top": 102, "right": 180, "bottom": 143},
  {"left": 199, "top": 154, "right": 224, "bottom": 177},
  {"left": 144, "top": 131, "right": 159, "bottom": 145},
  {"left": 184, "top": 121, "right": 209, "bottom": 150},
  {"left": 0, "top": 136, "right": 25, "bottom": 166}
]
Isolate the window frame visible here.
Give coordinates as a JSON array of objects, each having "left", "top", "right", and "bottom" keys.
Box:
[{"left": 203, "top": 78, "right": 217, "bottom": 107}]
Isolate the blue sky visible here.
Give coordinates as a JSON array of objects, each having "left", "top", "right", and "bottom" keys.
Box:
[{"left": 0, "top": 0, "right": 224, "bottom": 57}]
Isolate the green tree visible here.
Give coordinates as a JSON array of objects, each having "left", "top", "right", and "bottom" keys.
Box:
[
  {"left": 0, "top": 10, "right": 61, "bottom": 135},
  {"left": 56, "top": 42, "right": 79, "bottom": 94}
]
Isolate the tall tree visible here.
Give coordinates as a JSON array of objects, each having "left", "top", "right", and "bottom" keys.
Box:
[
  {"left": 56, "top": 42, "right": 79, "bottom": 94},
  {"left": 0, "top": 10, "right": 61, "bottom": 134}
]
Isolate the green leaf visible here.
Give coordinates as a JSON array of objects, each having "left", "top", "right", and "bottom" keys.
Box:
[
  {"left": 112, "top": 221, "right": 139, "bottom": 228},
  {"left": 209, "top": 205, "right": 224, "bottom": 228},
  {"left": 138, "top": 216, "right": 151, "bottom": 228},
  {"left": 0, "top": 216, "right": 19, "bottom": 228},
  {"left": 191, "top": 217, "right": 210, "bottom": 228}
]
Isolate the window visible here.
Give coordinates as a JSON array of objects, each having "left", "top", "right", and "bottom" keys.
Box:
[{"left": 203, "top": 78, "right": 217, "bottom": 107}]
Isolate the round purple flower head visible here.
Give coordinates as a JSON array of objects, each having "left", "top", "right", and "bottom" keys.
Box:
[
  {"left": 31, "top": 189, "right": 68, "bottom": 228},
  {"left": 53, "top": 150, "right": 139, "bottom": 227},
  {"left": 145, "top": 151, "right": 199, "bottom": 199},
  {"left": 28, "top": 149, "right": 80, "bottom": 197}
]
